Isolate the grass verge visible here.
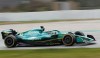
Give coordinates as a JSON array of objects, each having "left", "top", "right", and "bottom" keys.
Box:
[
  {"left": 0, "top": 19, "right": 99, "bottom": 25},
  {"left": 0, "top": 48, "right": 100, "bottom": 58},
  {"left": 0, "top": 20, "right": 67, "bottom": 25}
]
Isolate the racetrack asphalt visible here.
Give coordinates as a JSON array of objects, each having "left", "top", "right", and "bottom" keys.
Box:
[{"left": 0, "top": 20, "right": 100, "bottom": 50}]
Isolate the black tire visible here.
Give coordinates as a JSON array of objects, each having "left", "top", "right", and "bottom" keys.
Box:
[
  {"left": 4, "top": 35, "right": 17, "bottom": 48},
  {"left": 75, "top": 31, "right": 85, "bottom": 36},
  {"left": 87, "top": 35, "right": 96, "bottom": 41},
  {"left": 62, "top": 34, "right": 75, "bottom": 46}
]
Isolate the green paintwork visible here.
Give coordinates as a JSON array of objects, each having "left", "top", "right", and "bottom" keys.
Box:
[{"left": 1, "top": 26, "right": 95, "bottom": 45}]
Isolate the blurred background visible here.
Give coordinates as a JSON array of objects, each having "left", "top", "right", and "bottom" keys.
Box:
[{"left": 0, "top": 0, "right": 100, "bottom": 12}]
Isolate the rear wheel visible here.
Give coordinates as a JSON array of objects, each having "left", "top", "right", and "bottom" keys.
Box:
[
  {"left": 62, "top": 34, "right": 75, "bottom": 46},
  {"left": 4, "top": 35, "right": 17, "bottom": 48}
]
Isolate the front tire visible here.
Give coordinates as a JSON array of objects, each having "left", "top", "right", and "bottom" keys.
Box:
[
  {"left": 75, "top": 31, "right": 85, "bottom": 36},
  {"left": 4, "top": 35, "right": 17, "bottom": 48},
  {"left": 62, "top": 34, "right": 75, "bottom": 46}
]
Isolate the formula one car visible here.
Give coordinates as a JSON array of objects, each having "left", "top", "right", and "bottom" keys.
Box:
[{"left": 1, "top": 26, "right": 96, "bottom": 48}]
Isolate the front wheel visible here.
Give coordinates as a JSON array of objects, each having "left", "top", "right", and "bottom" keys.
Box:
[
  {"left": 62, "top": 34, "right": 75, "bottom": 46},
  {"left": 75, "top": 31, "right": 85, "bottom": 36},
  {"left": 4, "top": 35, "right": 17, "bottom": 48}
]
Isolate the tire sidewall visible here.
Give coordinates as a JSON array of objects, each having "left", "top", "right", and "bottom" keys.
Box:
[
  {"left": 62, "top": 34, "right": 75, "bottom": 46},
  {"left": 4, "top": 35, "right": 17, "bottom": 48}
]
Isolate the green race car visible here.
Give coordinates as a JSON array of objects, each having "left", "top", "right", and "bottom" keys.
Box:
[{"left": 1, "top": 26, "right": 95, "bottom": 48}]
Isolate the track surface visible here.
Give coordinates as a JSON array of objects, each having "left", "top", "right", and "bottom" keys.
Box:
[{"left": 0, "top": 20, "right": 100, "bottom": 50}]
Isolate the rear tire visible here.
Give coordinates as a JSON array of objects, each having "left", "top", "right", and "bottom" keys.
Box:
[
  {"left": 4, "top": 35, "right": 17, "bottom": 48},
  {"left": 62, "top": 34, "right": 75, "bottom": 46}
]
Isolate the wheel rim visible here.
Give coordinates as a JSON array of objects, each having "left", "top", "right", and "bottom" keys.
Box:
[
  {"left": 5, "top": 37, "right": 14, "bottom": 47},
  {"left": 63, "top": 36, "right": 72, "bottom": 44},
  {"left": 62, "top": 35, "right": 74, "bottom": 46}
]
